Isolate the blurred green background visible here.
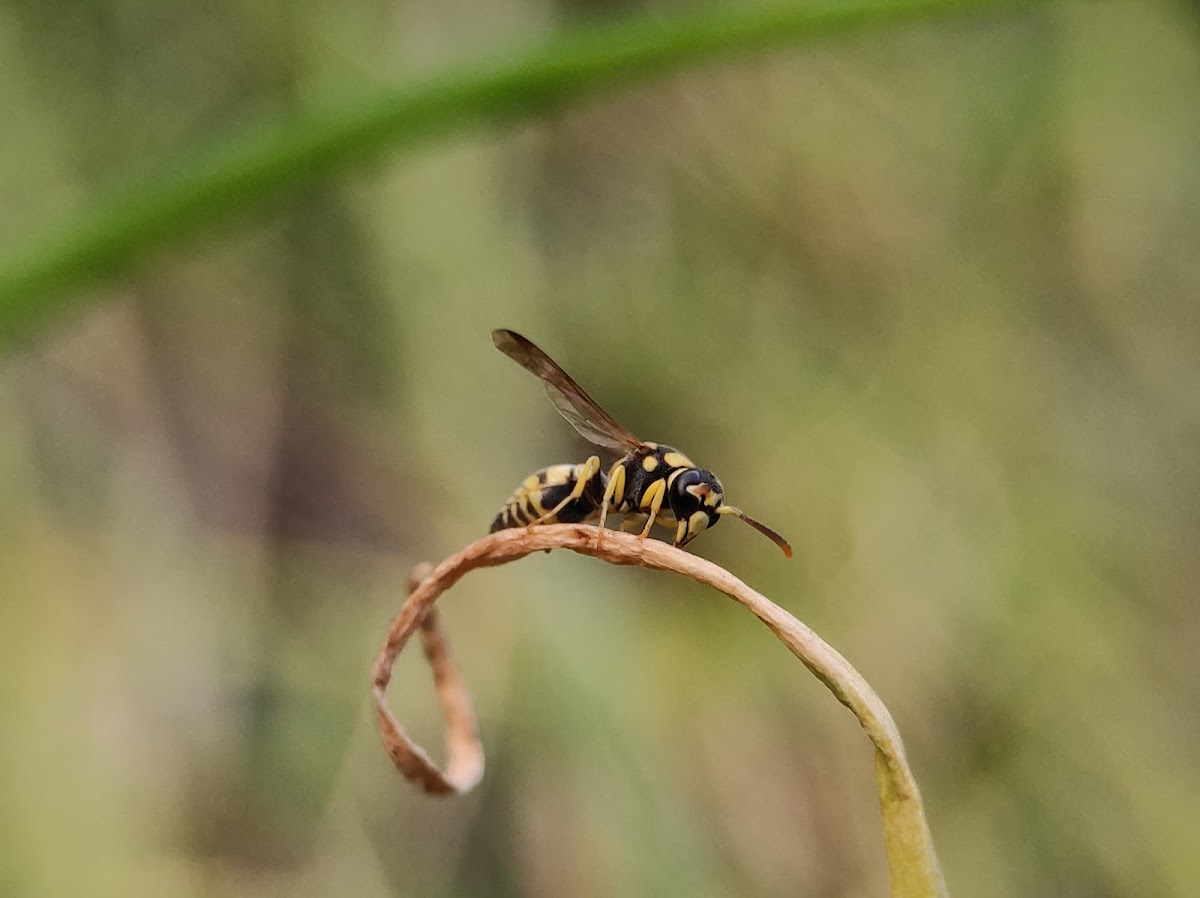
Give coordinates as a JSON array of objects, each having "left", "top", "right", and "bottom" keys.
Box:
[{"left": 2, "top": 1, "right": 1199, "bottom": 896}]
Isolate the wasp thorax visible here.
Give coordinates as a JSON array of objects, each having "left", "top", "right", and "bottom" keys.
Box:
[{"left": 668, "top": 468, "right": 725, "bottom": 547}]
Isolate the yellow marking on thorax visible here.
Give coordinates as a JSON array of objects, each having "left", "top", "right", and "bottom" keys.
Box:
[
  {"left": 523, "top": 473, "right": 542, "bottom": 491},
  {"left": 662, "top": 451, "right": 694, "bottom": 469},
  {"left": 641, "top": 455, "right": 659, "bottom": 472}
]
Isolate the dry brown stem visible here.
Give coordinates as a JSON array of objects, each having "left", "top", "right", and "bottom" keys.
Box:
[{"left": 372, "top": 524, "right": 948, "bottom": 897}]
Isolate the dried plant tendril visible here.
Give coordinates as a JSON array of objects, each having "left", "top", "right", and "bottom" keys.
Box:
[{"left": 372, "top": 525, "right": 947, "bottom": 897}]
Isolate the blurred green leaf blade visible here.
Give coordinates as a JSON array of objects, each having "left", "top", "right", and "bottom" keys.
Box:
[{"left": 0, "top": 0, "right": 1044, "bottom": 347}]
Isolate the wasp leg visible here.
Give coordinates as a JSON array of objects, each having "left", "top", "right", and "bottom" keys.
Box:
[
  {"left": 530, "top": 456, "right": 601, "bottom": 527},
  {"left": 595, "top": 460, "right": 626, "bottom": 550},
  {"left": 597, "top": 460, "right": 625, "bottom": 532},
  {"left": 637, "top": 479, "right": 666, "bottom": 539},
  {"left": 620, "top": 515, "right": 674, "bottom": 534},
  {"left": 620, "top": 515, "right": 647, "bottom": 534}
]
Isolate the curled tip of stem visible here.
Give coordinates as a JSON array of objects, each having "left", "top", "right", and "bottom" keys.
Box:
[
  {"left": 372, "top": 525, "right": 945, "bottom": 897},
  {"left": 373, "top": 559, "right": 483, "bottom": 795}
]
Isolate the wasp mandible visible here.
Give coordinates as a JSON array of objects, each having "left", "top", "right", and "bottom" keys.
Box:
[{"left": 489, "top": 329, "right": 792, "bottom": 557}]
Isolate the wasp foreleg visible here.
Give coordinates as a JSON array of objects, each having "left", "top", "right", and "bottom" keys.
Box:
[{"left": 637, "top": 478, "right": 666, "bottom": 539}]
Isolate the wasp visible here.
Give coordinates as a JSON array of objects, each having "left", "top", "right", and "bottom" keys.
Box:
[{"left": 489, "top": 329, "right": 792, "bottom": 557}]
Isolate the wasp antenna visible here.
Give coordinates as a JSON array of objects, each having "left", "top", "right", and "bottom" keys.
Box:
[{"left": 717, "top": 506, "right": 793, "bottom": 558}]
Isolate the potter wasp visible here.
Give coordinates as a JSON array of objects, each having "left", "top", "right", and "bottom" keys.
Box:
[{"left": 489, "top": 329, "right": 792, "bottom": 557}]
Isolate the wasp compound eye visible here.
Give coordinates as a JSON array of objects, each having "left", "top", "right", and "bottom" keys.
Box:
[{"left": 669, "top": 469, "right": 722, "bottom": 514}]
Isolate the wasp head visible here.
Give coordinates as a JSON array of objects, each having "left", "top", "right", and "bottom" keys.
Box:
[
  {"left": 668, "top": 468, "right": 725, "bottom": 548},
  {"left": 667, "top": 468, "right": 794, "bottom": 557}
]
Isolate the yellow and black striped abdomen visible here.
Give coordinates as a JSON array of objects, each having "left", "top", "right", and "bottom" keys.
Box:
[{"left": 489, "top": 461, "right": 607, "bottom": 533}]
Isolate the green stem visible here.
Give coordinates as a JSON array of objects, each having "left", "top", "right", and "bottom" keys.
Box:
[{"left": 0, "top": 0, "right": 1043, "bottom": 346}]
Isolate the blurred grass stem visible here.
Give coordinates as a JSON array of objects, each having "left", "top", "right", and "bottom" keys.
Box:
[{"left": 0, "top": 0, "right": 1043, "bottom": 349}]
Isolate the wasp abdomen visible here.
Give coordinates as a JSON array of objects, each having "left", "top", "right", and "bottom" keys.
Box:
[{"left": 490, "top": 461, "right": 607, "bottom": 533}]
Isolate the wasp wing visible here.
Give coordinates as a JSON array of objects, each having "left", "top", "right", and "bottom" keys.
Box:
[{"left": 492, "top": 329, "right": 642, "bottom": 453}]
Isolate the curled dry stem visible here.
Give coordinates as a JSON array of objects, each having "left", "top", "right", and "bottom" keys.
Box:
[{"left": 372, "top": 524, "right": 948, "bottom": 898}]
